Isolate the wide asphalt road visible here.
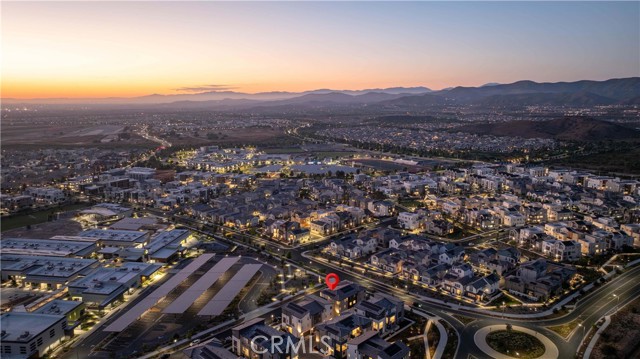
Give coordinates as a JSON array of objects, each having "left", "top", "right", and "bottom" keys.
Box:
[{"left": 143, "top": 210, "right": 640, "bottom": 359}]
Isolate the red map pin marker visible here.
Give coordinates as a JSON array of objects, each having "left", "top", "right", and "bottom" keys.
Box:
[{"left": 325, "top": 273, "right": 340, "bottom": 290}]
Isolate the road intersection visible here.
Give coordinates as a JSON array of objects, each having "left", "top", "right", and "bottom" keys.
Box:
[{"left": 110, "top": 210, "right": 640, "bottom": 359}]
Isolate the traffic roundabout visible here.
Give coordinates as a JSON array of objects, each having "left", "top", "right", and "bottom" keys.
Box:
[{"left": 473, "top": 324, "right": 559, "bottom": 359}]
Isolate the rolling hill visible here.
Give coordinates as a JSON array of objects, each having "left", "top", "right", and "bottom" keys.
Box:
[
  {"left": 471, "top": 92, "right": 618, "bottom": 107},
  {"left": 454, "top": 117, "right": 640, "bottom": 141},
  {"left": 437, "top": 77, "right": 640, "bottom": 102},
  {"left": 2, "top": 77, "right": 637, "bottom": 110}
]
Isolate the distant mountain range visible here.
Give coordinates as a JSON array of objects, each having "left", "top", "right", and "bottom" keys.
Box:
[
  {"left": 382, "top": 77, "right": 640, "bottom": 108},
  {"left": 455, "top": 117, "right": 640, "bottom": 142},
  {"left": 3, "top": 78, "right": 639, "bottom": 109},
  {"left": 1, "top": 86, "right": 432, "bottom": 105}
]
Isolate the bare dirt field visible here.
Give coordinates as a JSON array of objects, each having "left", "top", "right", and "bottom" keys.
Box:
[
  {"left": 60, "top": 125, "right": 123, "bottom": 137},
  {"left": 1, "top": 123, "right": 155, "bottom": 147},
  {"left": 591, "top": 297, "right": 640, "bottom": 359}
]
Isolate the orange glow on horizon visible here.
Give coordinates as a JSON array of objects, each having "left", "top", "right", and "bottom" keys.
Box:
[
  {"left": 1, "top": 79, "right": 462, "bottom": 99},
  {"left": 3, "top": 2, "right": 637, "bottom": 100},
  {"left": 3, "top": 80, "right": 164, "bottom": 99}
]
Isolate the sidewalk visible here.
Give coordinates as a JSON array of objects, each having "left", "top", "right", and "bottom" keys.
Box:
[
  {"left": 432, "top": 320, "right": 447, "bottom": 359},
  {"left": 583, "top": 316, "right": 611, "bottom": 359},
  {"left": 409, "top": 305, "right": 449, "bottom": 359},
  {"left": 424, "top": 320, "right": 432, "bottom": 359}
]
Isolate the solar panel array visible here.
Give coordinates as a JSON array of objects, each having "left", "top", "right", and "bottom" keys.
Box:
[
  {"left": 163, "top": 257, "right": 240, "bottom": 314},
  {"left": 198, "top": 264, "right": 263, "bottom": 316},
  {"left": 104, "top": 253, "right": 215, "bottom": 332}
]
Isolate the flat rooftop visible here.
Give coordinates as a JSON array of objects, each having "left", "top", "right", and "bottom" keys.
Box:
[
  {"left": 1, "top": 254, "right": 97, "bottom": 279},
  {"left": 50, "top": 235, "right": 100, "bottom": 243},
  {"left": 33, "top": 299, "right": 83, "bottom": 316},
  {"left": 79, "top": 229, "right": 147, "bottom": 243},
  {"left": 1, "top": 312, "right": 65, "bottom": 343},
  {"left": 69, "top": 262, "right": 161, "bottom": 294},
  {"left": 146, "top": 229, "right": 190, "bottom": 254},
  {"left": 1, "top": 238, "right": 96, "bottom": 257}
]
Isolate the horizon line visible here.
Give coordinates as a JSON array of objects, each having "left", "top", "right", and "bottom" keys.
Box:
[{"left": 3, "top": 76, "right": 639, "bottom": 101}]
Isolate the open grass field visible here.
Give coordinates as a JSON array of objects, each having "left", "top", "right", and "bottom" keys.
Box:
[
  {"left": 264, "top": 147, "right": 307, "bottom": 154},
  {"left": 168, "top": 127, "right": 300, "bottom": 147},
  {"left": 1, "top": 203, "right": 91, "bottom": 232}
]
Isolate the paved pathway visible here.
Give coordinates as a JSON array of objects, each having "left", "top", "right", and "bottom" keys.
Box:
[
  {"left": 432, "top": 320, "right": 448, "bottom": 359},
  {"left": 409, "top": 306, "right": 450, "bottom": 359},
  {"left": 473, "top": 324, "right": 559, "bottom": 359},
  {"left": 583, "top": 316, "right": 611, "bottom": 359}
]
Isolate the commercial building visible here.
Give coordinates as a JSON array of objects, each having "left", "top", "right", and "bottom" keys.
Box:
[
  {"left": 68, "top": 262, "right": 161, "bottom": 308},
  {"left": 1, "top": 255, "right": 98, "bottom": 290},
  {"left": 79, "top": 229, "right": 149, "bottom": 248},
  {"left": 78, "top": 203, "right": 132, "bottom": 224},
  {"left": 0, "top": 312, "right": 67, "bottom": 358},
  {"left": 1, "top": 238, "right": 97, "bottom": 258},
  {"left": 33, "top": 299, "right": 86, "bottom": 328},
  {"left": 144, "top": 229, "right": 191, "bottom": 263}
]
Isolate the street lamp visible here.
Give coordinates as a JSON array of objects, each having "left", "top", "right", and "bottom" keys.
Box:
[
  {"left": 578, "top": 322, "right": 585, "bottom": 337},
  {"left": 613, "top": 293, "right": 620, "bottom": 311}
]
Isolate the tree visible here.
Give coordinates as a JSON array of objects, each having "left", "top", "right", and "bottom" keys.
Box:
[{"left": 371, "top": 191, "right": 386, "bottom": 200}]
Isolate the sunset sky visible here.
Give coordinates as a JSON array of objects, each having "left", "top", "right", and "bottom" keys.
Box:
[{"left": 2, "top": 1, "right": 639, "bottom": 99}]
